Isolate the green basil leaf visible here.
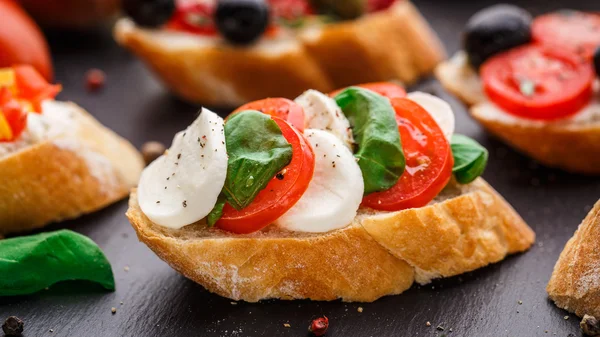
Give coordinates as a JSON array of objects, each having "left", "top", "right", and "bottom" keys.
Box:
[
  {"left": 222, "top": 110, "right": 293, "bottom": 210},
  {"left": 451, "top": 134, "right": 489, "bottom": 184},
  {"left": 207, "top": 194, "right": 226, "bottom": 227},
  {"left": 334, "top": 87, "right": 405, "bottom": 194},
  {"left": 0, "top": 230, "right": 114, "bottom": 296}
]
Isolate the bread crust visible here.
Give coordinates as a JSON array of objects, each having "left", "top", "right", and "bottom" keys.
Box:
[
  {"left": 471, "top": 108, "right": 600, "bottom": 175},
  {"left": 548, "top": 200, "right": 600, "bottom": 317},
  {"left": 436, "top": 52, "right": 600, "bottom": 175},
  {"left": 114, "top": 1, "right": 445, "bottom": 106},
  {"left": 300, "top": 1, "right": 445, "bottom": 88},
  {"left": 362, "top": 179, "right": 534, "bottom": 284},
  {"left": 0, "top": 102, "right": 144, "bottom": 235},
  {"left": 126, "top": 178, "right": 534, "bottom": 302}
]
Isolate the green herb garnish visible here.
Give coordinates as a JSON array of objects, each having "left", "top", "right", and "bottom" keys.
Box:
[
  {"left": 519, "top": 79, "right": 536, "bottom": 97},
  {"left": 207, "top": 194, "right": 226, "bottom": 227},
  {"left": 450, "top": 134, "right": 488, "bottom": 184},
  {"left": 221, "top": 110, "right": 293, "bottom": 210},
  {"left": 335, "top": 87, "right": 405, "bottom": 194},
  {"left": 0, "top": 230, "right": 114, "bottom": 296}
]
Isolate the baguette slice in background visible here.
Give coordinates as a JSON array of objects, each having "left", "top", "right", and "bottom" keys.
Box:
[
  {"left": 0, "top": 101, "right": 144, "bottom": 236},
  {"left": 436, "top": 53, "right": 600, "bottom": 175},
  {"left": 126, "top": 178, "right": 534, "bottom": 302},
  {"left": 299, "top": 1, "right": 445, "bottom": 89},
  {"left": 114, "top": 1, "right": 445, "bottom": 107},
  {"left": 548, "top": 200, "right": 600, "bottom": 317}
]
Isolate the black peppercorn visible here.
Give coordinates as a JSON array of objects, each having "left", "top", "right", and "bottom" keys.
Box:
[{"left": 2, "top": 316, "right": 24, "bottom": 336}]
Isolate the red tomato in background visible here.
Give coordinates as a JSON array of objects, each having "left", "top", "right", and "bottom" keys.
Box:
[
  {"left": 0, "top": 1, "right": 53, "bottom": 81},
  {"left": 481, "top": 44, "right": 594, "bottom": 120}
]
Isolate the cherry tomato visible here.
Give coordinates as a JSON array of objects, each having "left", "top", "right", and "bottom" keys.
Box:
[
  {"left": 0, "top": 1, "right": 53, "bottom": 81},
  {"left": 330, "top": 82, "right": 407, "bottom": 100},
  {"left": 166, "top": 1, "right": 217, "bottom": 35},
  {"left": 13, "top": 65, "right": 61, "bottom": 112},
  {"left": 362, "top": 98, "right": 453, "bottom": 211},
  {"left": 532, "top": 11, "right": 600, "bottom": 60},
  {"left": 481, "top": 44, "right": 594, "bottom": 120},
  {"left": 233, "top": 98, "right": 306, "bottom": 133},
  {"left": 217, "top": 117, "right": 315, "bottom": 234}
]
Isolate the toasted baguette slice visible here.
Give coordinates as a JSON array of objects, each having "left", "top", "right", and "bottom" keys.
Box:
[
  {"left": 548, "top": 200, "right": 600, "bottom": 318},
  {"left": 114, "top": 1, "right": 445, "bottom": 107},
  {"left": 436, "top": 52, "right": 600, "bottom": 175},
  {"left": 299, "top": 1, "right": 445, "bottom": 88},
  {"left": 126, "top": 178, "right": 534, "bottom": 302},
  {"left": 0, "top": 101, "right": 144, "bottom": 236}
]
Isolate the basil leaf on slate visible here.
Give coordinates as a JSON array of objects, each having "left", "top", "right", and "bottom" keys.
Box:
[
  {"left": 221, "top": 110, "right": 293, "bottom": 210},
  {"left": 207, "top": 194, "right": 226, "bottom": 227},
  {"left": 0, "top": 230, "right": 114, "bottom": 296},
  {"left": 451, "top": 134, "right": 489, "bottom": 184},
  {"left": 334, "top": 87, "right": 405, "bottom": 194}
]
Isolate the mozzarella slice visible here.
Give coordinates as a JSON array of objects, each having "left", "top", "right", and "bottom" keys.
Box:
[
  {"left": 406, "top": 92, "right": 455, "bottom": 140},
  {"left": 295, "top": 89, "right": 354, "bottom": 148},
  {"left": 276, "top": 129, "right": 364, "bottom": 233},
  {"left": 138, "top": 108, "right": 227, "bottom": 229}
]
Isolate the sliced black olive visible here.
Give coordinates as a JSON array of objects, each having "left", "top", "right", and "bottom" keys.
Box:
[
  {"left": 595, "top": 47, "right": 600, "bottom": 78},
  {"left": 463, "top": 4, "right": 532, "bottom": 69},
  {"left": 215, "top": 0, "right": 270, "bottom": 45},
  {"left": 123, "top": 0, "right": 176, "bottom": 28}
]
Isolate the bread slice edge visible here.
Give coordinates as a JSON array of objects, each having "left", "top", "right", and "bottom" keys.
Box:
[{"left": 126, "top": 178, "right": 535, "bottom": 302}]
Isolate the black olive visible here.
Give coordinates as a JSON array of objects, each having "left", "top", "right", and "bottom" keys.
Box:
[
  {"left": 123, "top": 0, "right": 175, "bottom": 28},
  {"left": 215, "top": 0, "right": 270, "bottom": 45},
  {"left": 463, "top": 4, "right": 532, "bottom": 69},
  {"left": 594, "top": 47, "right": 600, "bottom": 78}
]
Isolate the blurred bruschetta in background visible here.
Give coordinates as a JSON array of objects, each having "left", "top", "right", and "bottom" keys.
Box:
[{"left": 114, "top": 0, "right": 446, "bottom": 107}]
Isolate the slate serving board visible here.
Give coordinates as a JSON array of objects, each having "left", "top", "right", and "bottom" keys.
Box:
[{"left": 2, "top": 0, "right": 600, "bottom": 336}]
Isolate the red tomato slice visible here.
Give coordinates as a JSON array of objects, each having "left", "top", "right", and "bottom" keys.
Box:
[
  {"left": 330, "top": 82, "right": 407, "bottom": 100},
  {"left": 217, "top": 117, "right": 315, "bottom": 234},
  {"left": 233, "top": 98, "right": 306, "bottom": 133},
  {"left": 532, "top": 11, "right": 600, "bottom": 60},
  {"left": 362, "top": 98, "right": 453, "bottom": 211},
  {"left": 1, "top": 98, "right": 27, "bottom": 141},
  {"left": 481, "top": 44, "right": 594, "bottom": 120},
  {"left": 166, "top": 1, "right": 217, "bottom": 35},
  {"left": 13, "top": 65, "right": 61, "bottom": 112}
]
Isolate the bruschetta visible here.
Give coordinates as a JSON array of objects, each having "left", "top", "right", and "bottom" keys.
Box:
[
  {"left": 436, "top": 6, "right": 600, "bottom": 175},
  {"left": 126, "top": 82, "right": 535, "bottom": 302},
  {"left": 0, "top": 65, "right": 144, "bottom": 236},
  {"left": 114, "top": 0, "right": 445, "bottom": 107},
  {"left": 548, "top": 200, "right": 600, "bottom": 318}
]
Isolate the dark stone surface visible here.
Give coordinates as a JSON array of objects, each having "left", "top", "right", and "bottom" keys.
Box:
[{"left": 2, "top": 1, "right": 600, "bottom": 336}]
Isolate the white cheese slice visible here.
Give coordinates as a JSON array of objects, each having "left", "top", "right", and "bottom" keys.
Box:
[
  {"left": 138, "top": 108, "right": 227, "bottom": 229},
  {"left": 406, "top": 91, "right": 455, "bottom": 140},
  {"left": 275, "top": 129, "right": 364, "bottom": 233},
  {"left": 295, "top": 89, "right": 354, "bottom": 148}
]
